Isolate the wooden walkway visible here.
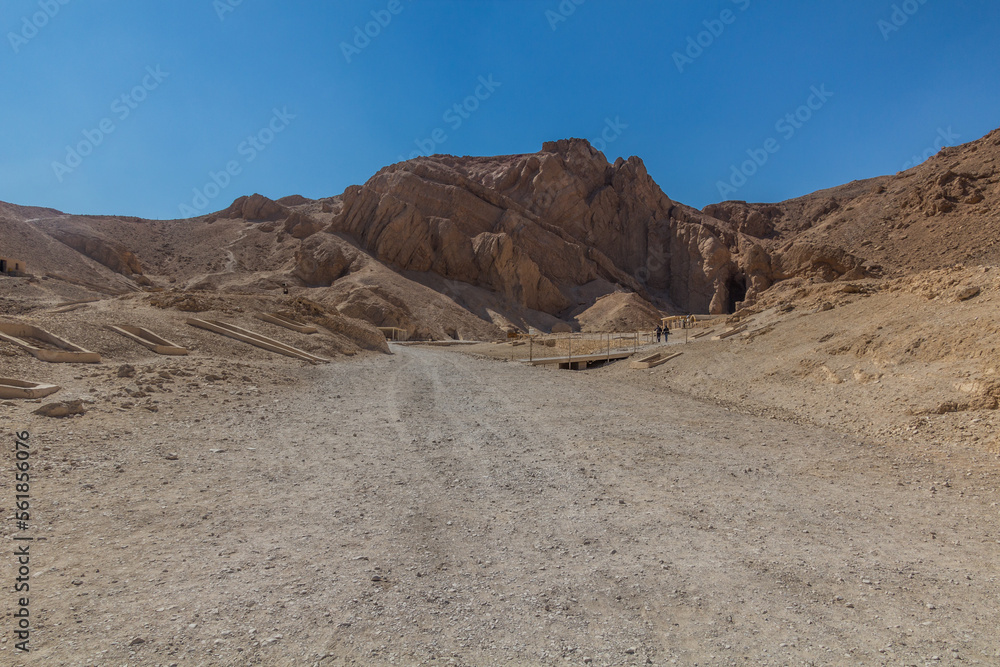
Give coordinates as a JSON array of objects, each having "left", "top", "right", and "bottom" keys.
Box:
[{"left": 523, "top": 349, "right": 635, "bottom": 370}]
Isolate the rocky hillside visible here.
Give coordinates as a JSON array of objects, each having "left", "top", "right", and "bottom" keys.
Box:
[
  {"left": 705, "top": 128, "right": 1000, "bottom": 276},
  {"left": 214, "top": 138, "right": 870, "bottom": 331},
  {"left": 0, "top": 202, "right": 141, "bottom": 294},
  {"left": 4, "top": 129, "right": 998, "bottom": 339}
]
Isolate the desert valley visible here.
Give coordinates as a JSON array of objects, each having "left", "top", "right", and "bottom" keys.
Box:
[{"left": 2, "top": 129, "right": 1000, "bottom": 666}]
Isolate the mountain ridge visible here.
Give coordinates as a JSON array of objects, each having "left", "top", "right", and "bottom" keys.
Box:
[{"left": 3, "top": 128, "right": 998, "bottom": 338}]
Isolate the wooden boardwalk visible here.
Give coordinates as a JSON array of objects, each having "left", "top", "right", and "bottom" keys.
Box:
[{"left": 523, "top": 349, "right": 634, "bottom": 370}]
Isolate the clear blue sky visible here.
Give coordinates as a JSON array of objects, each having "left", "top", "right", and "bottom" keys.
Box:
[{"left": 2, "top": 0, "right": 998, "bottom": 219}]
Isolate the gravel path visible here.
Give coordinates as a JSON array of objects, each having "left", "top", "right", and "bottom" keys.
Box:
[{"left": 10, "top": 344, "right": 1000, "bottom": 666}]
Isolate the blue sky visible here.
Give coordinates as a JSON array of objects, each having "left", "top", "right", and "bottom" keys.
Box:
[{"left": 1, "top": 0, "right": 998, "bottom": 219}]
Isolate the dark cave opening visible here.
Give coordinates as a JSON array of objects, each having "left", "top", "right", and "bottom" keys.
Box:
[{"left": 727, "top": 274, "right": 748, "bottom": 313}]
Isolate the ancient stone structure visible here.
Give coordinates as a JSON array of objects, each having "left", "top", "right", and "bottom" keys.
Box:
[
  {"left": 0, "top": 321, "right": 101, "bottom": 363},
  {"left": 0, "top": 255, "right": 26, "bottom": 275}
]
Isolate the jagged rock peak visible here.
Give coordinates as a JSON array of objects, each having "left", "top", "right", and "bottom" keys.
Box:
[{"left": 541, "top": 138, "right": 608, "bottom": 162}]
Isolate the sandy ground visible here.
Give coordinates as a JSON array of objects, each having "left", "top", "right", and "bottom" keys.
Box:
[{"left": 3, "top": 341, "right": 1000, "bottom": 666}]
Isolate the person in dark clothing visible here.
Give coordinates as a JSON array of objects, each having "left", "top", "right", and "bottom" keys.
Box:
[
  {"left": 663, "top": 325, "right": 669, "bottom": 342},
  {"left": 655, "top": 325, "right": 662, "bottom": 343}
]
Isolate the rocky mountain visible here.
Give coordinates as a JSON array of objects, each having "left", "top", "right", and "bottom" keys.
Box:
[
  {"left": 3, "top": 129, "right": 998, "bottom": 339},
  {"left": 705, "top": 128, "right": 1000, "bottom": 276},
  {"left": 0, "top": 202, "right": 141, "bottom": 294},
  {"left": 247, "top": 137, "right": 874, "bottom": 327}
]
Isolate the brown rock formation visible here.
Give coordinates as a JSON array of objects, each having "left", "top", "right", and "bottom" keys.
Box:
[
  {"left": 770, "top": 242, "right": 867, "bottom": 282},
  {"left": 49, "top": 230, "right": 143, "bottom": 276},
  {"left": 703, "top": 202, "right": 781, "bottom": 238},
  {"left": 225, "top": 194, "right": 288, "bottom": 222},
  {"left": 320, "top": 139, "right": 744, "bottom": 316},
  {"left": 10, "top": 126, "right": 1000, "bottom": 340},
  {"left": 738, "top": 242, "right": 774, "bottom": 302},
  {"left": 293, "top": 235, "right": 366, "bottom": 287},
  {"left": 283, "top": 211, "right": 324, "bottom": 239},
  {"left": 277, "top": 194, "right": 313, "bottom": 207},
  {"left": 703, "top": 128, "right": 1000, "bottom": 277}
]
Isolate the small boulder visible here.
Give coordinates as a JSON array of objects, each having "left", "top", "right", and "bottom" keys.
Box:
[
  {"left": 33, "top": 400, "right": 86, "bottom": 418},
  {"left": 955, "top": 286, "right": 981, "bottom": 302}
]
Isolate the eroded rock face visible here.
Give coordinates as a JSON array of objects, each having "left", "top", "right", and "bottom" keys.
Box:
[
  {"left": 293, "top": 235, "right": 364, "bottom": 287},
  {"left": 49, "top": 231, "right": 143, "bottom": 276},
  {"left": 334, "top": 286, "right": 412, "bottom": 331},
  {"left": 323, "top": 138, "right": 744, "bottom": 315},
  {"left": 218, "top": 138, "right": 891, "bottom": 326},
  {"left": 470, "top": 232, "right": 569, "bottom": 313},
  {"left": 666, "top": 220, "right": 734, "bottom": 314},
  {"left": 770, "top": 242, "right": 867, "bottom": 282},
  {"left": 283, "top": 211, "right": 324, "bottom": 239},
  {"left": 225, "top": 194, "right": 288, "bottom": 222},
  {"left": 739, "top": 242, "right": 774, "bottom": 301},
  {"left": 704, "top": 202, "right": 781, "bottom": 238}
]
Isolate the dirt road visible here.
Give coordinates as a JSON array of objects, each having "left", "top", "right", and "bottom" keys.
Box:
[{"left": 7, "top": 344, "right": 1000, "bottom": 666}]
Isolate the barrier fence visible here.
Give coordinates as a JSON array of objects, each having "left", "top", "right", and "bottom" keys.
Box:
[
  {"left": 505, "top": 331, "right": 652, "bottom": 363},
  {"left": 506, "top": 316, "right": 726, "bottom": 363}
]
